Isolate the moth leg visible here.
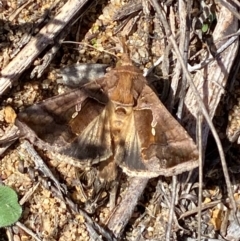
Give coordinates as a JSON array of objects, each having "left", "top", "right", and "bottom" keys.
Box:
[
  {"left": 84, "top": 181, "right": 108, "bottom": 214},
  {"left": 98, "top": 155, "right": 123, "bottom": 211},
  {"left": 108, "top": 177, "right": 121, "bottom": 211},
  {"left": 98, "top": 155, "right": 118, "bottom": 182},
  {"left": 75, "top": 168, "right": 108, "bottom": 214}
]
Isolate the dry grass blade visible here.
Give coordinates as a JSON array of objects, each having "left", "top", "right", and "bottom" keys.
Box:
[
  {"left": 166, "top": 176, "right": 177, "bottom": 241},
  {"left": 179, "top": 200, "right": 221, "bottom": 220},
  {"left": 197, "top": 113, "right": 203, "bottom": 241},
  {"left": 176, "top": 0, "right": 191, "bottom": 118},
  {"left": 170, "top": 0, "right": 190, "bottom": 116},
  {"left": 19, "top": 182, "right": 40, "bottom": 205},
  {"left": 16, "top": 222, "right": 42, "bottom": 241}
]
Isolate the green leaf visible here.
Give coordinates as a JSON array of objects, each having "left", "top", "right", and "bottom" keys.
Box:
[
  {"left": 202, "top": 23, "right": 209, "bottom": 33},
  {"left": 0, "top": 186, "right": 22, "bottom": 227}
]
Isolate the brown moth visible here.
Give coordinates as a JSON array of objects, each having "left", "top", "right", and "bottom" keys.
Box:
[{"left": 16, "top": 54, "right": 199, "bottom": 181}]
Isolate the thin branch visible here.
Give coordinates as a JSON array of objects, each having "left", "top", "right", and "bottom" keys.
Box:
[
  {"left": 176, "top": 0, "right": 191, "bottom": 119},
  {"left": 166, "top": 176, "right": 177, "bottom": 241},
  {"left": 197, "top": 113, "right": 203, "bottom": 241},
  {"left": 107, "top": 177, "right": 149, "bottom": 238}
]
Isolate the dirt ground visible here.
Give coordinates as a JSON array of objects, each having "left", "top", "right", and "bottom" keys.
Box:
[{"left": 1, "top": 0, "right": 240, "bottom": 240}]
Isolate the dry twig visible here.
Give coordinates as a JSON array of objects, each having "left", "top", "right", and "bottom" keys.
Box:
[
  {"left": 0, "top": 0, "right": 89, "bottom": 95},
  {"left": 107, "top": 177, "right": 149, "bottom": 238}
]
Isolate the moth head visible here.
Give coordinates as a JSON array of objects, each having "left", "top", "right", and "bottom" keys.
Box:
[{"left": 116, "top": 53, "right": 134, "bottom": 67}]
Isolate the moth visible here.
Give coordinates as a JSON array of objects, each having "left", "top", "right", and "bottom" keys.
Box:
[{"left": 16, "top": 54, "right": 199, "bottom": 181}]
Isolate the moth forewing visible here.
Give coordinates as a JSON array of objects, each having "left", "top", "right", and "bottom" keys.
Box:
[
  {"left": 132, "top": 84, "right": 199, "bottom": 176},
  {"left": 17, "top": 88, "right": 91, "bottom": 143}
]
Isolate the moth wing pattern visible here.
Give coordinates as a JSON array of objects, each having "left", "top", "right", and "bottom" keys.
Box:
[
  {"left": 17, "top": 82, "right": 112, "bottom": 166},
  {"left": 18, "top": 89, "right": 88, "bottom": 144},
  {"left": 114, "top": 109, "right": 146, "bottom": 172},
  {"left": 60, "top": 104, "right": 112, "bottom": 164},
  {"left": 135, "top": 85, "right": 198, "bottom": 176},
  {"left": 16, "top": 55, "right": 199, "bottom": 178},
  {"left": 120, "top": 84, "right": 199, "bottom": 177}
]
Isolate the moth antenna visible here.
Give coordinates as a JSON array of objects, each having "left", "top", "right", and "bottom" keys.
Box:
[
  {"left": 115, "top": 36, "right": 133, "bottom": 66},
  {"left": 118, "top": 36, "right": 129, "bottom": 54},
  {"left": 62, "top": 39, "right": 132, "bottom": 66},
  {"left": 61, "top": 40, "right": 117, "bottom": 58}
]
